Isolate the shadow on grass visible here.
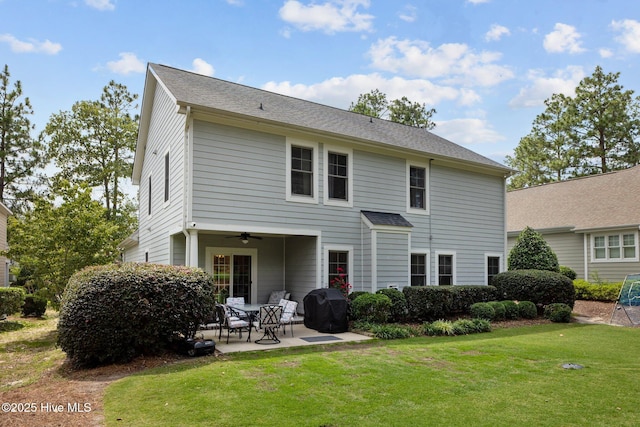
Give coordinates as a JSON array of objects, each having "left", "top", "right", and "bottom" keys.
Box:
[{"left": 0, "top": 320, "right": 25, "bottom": 333}]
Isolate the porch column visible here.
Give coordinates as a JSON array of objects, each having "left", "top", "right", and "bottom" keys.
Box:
[{"left": 189, "top": 229, "right": 199, "bottom": 267}]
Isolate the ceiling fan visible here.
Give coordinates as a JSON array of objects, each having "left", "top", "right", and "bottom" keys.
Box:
[{"left": 226, "top": 232, "right": 262, "bottom": 244}]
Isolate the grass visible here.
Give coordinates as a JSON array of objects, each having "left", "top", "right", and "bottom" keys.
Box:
[
  {"left": 0, "top": 310, "right": 66, "bottom": 391},
  {"left": 105, "top": 323, "right": 640, "bottom": 427}
]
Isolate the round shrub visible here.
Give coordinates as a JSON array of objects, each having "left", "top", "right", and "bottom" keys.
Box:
[
  {"left": 376, "top": 288, "right": 408, "bottom": 322},
  {"left": 559, "top": 266, "right": 577, "bottom": 280},
  {"left": 57, "top": 263, "right": 215, "bottom": 368},
  {"left": 544, "top": 303, "right": 572, "bottom": 323},
  {"left": 492, "top": 269, "right": 575, "bottom": 311},
  {"left": 348, "top": 291, "right": 369, "bottom": 302},
  {"left": 22, "top": 294, "right": 48, "bottom": 317},
  {"left": 488, "top": 301, "right": 506, "bottom": 320},
  {"left": 350, "top": 293, "right": 391, "bottom": 324},
  {"left": 518, "top": 301, "right": 538, "bottom": 319},
  {"left": 470, "top": 302, "right": 495, "bottom": 320},
  {"left": 508, "top": 226, "right": 559, "bottom": 272},
  {"left": 0, "top": 287, "right": 26, "bottom": 316},
  {"left": 501, "top": 300, "right": 520, "bottom": 320}
]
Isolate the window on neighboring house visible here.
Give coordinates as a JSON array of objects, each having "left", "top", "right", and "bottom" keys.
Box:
[
  {"left": 594, "top": 232, "right": 638, "bottom": 261},
  {"left": 411, "top": 254, "right": 427, "bottom": 286},
  {"left": 291, "top": 145, "right": 314, "bottom": 197},
  {"left": 328, "top": 250, "right": 349, "bottom": 286},
  {"left": 328, "top": 152, "right": 348, "bottom": 200},
  {"left": 438, "top": 253, "right": 454, "bottom": 285},
  {"left": 148, "top": 175, "right": 152, "bottom": 215},
  {"left": 164, "top": 152, "right": 170, "bottom": 203},
  {"left": 487, "top": 256, "right": 500, "bottom": 285}
]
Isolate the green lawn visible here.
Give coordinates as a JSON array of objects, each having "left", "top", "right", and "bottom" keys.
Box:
[{"left": 105, "top": 323, "right": 640, "bottom": 426}]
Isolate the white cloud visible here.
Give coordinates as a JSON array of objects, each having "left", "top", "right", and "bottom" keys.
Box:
[
  {"left": 279, "top": 0, "right": 374, "bottom": 34},
  {"left": 368, "top": 37, "right": 514, "bottom": 86},
  {"left": 106, "top": 52, "right": 145, "bottom": 75},
  {"left": 432, "top": 118, "right": 505, "bottom": 146},
  {"left": 85, "top": 0, "right": 115, "bottom": 11},
  {"left": 398, "top": 5, "right": 417, "bottom": 23},
  {"left": 599, "top": 48, "right": 613, "bottom": 58},
  {"left": 543, "top": 23, "right": 585, "bottom": 54},
  {"left": 485, "top": 24, "right": 510, "bottom": 42},
  {"left": 509, "top": 66, "right": 584, "bottom": 108},
  {"left": 0, "top": 33, "right": 62, "bottom": 54},
  {"left": 467, "top": 0, "right": 490, "bottom": 4},
  {"left": 611, "top": 19, "right": 640, "bottom": 53},
  {"left": 190, "top": 58, "right": 215, "bottom": 76}
]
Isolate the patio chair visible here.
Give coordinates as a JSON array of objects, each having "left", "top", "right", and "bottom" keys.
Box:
[
  {"left": 278, "top": 299, "right": 299, "bottom": 337},
  {"left": 226, "top": 297, "right": 245, "bottom": 305},
  {"left": 216, "top": 304, "right": 251, "bottom": 344},
  {"left": 254, "top": 305, "right": 283, "bottom": 344}
]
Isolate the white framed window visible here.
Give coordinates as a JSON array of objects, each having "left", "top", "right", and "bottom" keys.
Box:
[
  {"left": 592, "top": 231, "right": 638, "bottom": 262},
  {"left": 435, "top": 250, "right": 456, "bottom": 285},
  {"left": 323, "top": 145, "right": 353, "bottom": 207},
  {"left": 410, "top": 250, "right": 430, "bottom": 286},
  {"left": 406, "top": 161, "right": 429, "bottom": 215},
  {"left": 286, "top": 138, "right": 318, "bottom": 204},
  {"left": 324, "top": 245, "right": 353, "bottom": 291},
  {"left": 485, "top": 253, "right": 503, "bottom": 286}
]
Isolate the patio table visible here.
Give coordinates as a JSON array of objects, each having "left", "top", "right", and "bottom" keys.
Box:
[{"left": 227, "top": 303, "right": 265, "bottom": 337}]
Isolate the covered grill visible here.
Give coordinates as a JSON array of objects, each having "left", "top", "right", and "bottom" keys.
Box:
[{"left": 303, "top": 288, "right": 348, "bottom": 333}]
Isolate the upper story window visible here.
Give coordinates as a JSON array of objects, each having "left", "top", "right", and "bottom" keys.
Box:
[
  {"left": 286, "top": 138, "right": 318, "bottom": 204},
  {"left": 324, "top": 146, "right": 353, "bottom": 207},
  {"left": 407, "top": 161, "right": 429, "bottom": 214},
  {"left": 593, "top": 232, "right": 638, "bottom": 262}
]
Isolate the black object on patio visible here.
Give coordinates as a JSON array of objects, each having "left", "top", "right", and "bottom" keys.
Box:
[{"left": 303, "top": 288, "right": 348, "bottom": 333}]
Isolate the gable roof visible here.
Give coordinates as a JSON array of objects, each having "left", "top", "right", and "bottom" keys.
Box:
[
  {"left": 133, "top": 63, "right": 510, "bottom": 183},
  {"left": 361, "top": 211, "right": 413, "bottom": 228},
  {"left": 507, "top": 166, "right": 640, "bottom": 233}
]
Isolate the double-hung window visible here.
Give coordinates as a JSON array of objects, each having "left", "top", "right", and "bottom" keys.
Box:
[
  {"left": 436, "top": 251, "right": 456, "bottom": 285},
  {"left": 593, "top": 232, "right": 638, "bottom": 261},
  {"left": 286, "top": 138, "right": 318, "bottom": 203},
  {"left": 324, "top": 146, "right": 353, "bottom": 206},
  {"left": 411, "top": 253, "right": 427, "bottom": 286},
  {"left": 407, "top": 162, "right": 429, "bottom": 214}
]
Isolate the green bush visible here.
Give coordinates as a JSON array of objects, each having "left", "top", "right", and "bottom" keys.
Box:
[
  {"left": 376, "top": 288, "right": 408, "bottom": 322},
  {"left": 488, "top": 301, "right": 506, "bottom": 320},
  {"left": 492, "top": 270, "right": 575, "bottom": 311},
  {"left": 370, "top": 323, "right": 413, "bottom": 339},
  {"left": 57, "top": 263, "right": 215, "bottom": 368},
  {"left": 544, "top": 303, "right": 572, "bottom": 323},
  {"left": 22, "top": 294, "right": 48, "bottom": 317},
  {"left": 0, "top": 287, "right": 26, "bottom": 316},
  {"left": 428, "top": 319, "right": 456, "bottom": 336},
  {"left": 403, "top": 285, "right": 496, "bottom": 321},
  {"left": 501, "top": 300, "right": 520, "bottom": 320},
  {"left": 518, "top": 301, "right": 538, "bottom": 319},
  {"left": 348, "top": 291, "right": 369, "bottom": 302},
  {"left": 559, "top": 266, "right": 577, "bottom": 280},
  {"left": 573, "top": 280, "right": 621, "bottom": 301},
  {"left": 470, "top": 318, "right": 492, "bottom": 333},
  {"left": 508, "top": 226, "right": 559, "bottom": 272},
  {"left": 452, "top": 319, "right": 476, "bottom": 335},
  {"left": 350, "top": 293, "right": 391, "bottom": 323},
  {"left": 470, "top": 302, "right": 495, "bottom": 320}
]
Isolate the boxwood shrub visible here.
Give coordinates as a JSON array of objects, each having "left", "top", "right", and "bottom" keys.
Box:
[
  {"left": 573, "top": 279, "right": 621, "bottom": 301},
  {"left": 375, "top": 288, "right": 407, "bottom": 322},
  {"left": 403, "top": 285, "right": 496, "bottom": 321},
  {"left": 501, "top": 300, "right": 520, "bottom": 320},
  {"left": 470, "top": 302, "right": 495, "bottom": 320},
  {"left": 492, "top": 269, "right": 575, "bottom": 312},
  {"left": 0, "top": 287, "right": 26, "bottom": 316},
  {"left": 350, "top": 293, "right": 391, "bottom": 323},
  {"left": 544, "top": 303, "right": 572, "bottom": 323},
  {"left": 518, "top": 301, "right": 538, "bottom": 319},
  {"left": 488, "top": 301, "right": 505, "bottom": 320},
  {"left": 57, "top": 263, "right": 215, "bottom": 368}
]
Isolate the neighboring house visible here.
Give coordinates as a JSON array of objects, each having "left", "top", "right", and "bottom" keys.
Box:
[
  {"left": 0, "top": 202, "right": 12, "bottom": 287},
  {"left": 123, "top": 63, "right": 512, "bottom": 307},
  {"left": 507, "top": 166, "right": 640, "bottom": 283}
]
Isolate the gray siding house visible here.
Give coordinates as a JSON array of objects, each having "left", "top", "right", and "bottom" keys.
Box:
[
  {"left": 507, "top": 166, "right": 640, "bottom": 283},
  {"left": 123, "top": 63, "right": 511, "bottom": 307}
]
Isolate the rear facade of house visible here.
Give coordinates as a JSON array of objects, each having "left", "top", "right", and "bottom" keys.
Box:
[{"left": 122, "top": 64, "right": 511, "bottom": 308}]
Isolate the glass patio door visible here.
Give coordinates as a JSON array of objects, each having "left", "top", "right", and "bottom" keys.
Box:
[
  {"left": 211, "top": 252, "right": 254, "bottom": 302},
  {"left": 232, "top": 255, "right": 252, "bottom": 302}
]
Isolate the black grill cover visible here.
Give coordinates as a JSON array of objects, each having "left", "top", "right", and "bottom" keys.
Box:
[{"left": 303, "top": 288, "right": 348, "bottom": 333}]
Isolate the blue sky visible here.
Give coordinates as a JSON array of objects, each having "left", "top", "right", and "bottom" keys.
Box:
[{"left": 2, "top": 0, "right": 640, "bottom": 166}]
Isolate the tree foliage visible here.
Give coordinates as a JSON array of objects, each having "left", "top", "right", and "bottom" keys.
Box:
[
  {"left": 5, "top": 182, "right": 126, "bottom": 305},
  {"left": 508, "top": 226, "right": 559, "bottom": 272},
  {"left": 44, "top": 80, "right": 138, "bottom": 220},
  {"left": 0, "top": 64, "right": 46, "bottom": 210},
  {"left": 349, "top": 89, "right": 436, "bottom": 130},
  {"left": 507, "top": 66, "right": 640, "bottom": 189}
]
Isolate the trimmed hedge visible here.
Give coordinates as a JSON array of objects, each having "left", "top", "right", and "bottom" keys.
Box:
[
  {"left": 350, "top": 293, "right": 391, "bottom": 323},
  {"left": 544, "top": 303, "right": 572, "bottom": 323},
  {"left": 508, "top": 226, "right": 559, "bottom": 272},
  {"left": 573, "top": 279, "right": 621, "bottom": 301},
  {"left": 488, "top": 301, "right": 505, "bottom": 320},
  {"left": 375, "top": 288, "right": 407, "bottom": 322},
  {"left": 501, "top": 300, "right": 520, "bottom": 320},
  {"left": 57, "top": 263, "right": 215, "bottom": 368},
  {"left": 492, "top": 270, "right": 575, "bottom": 311},
  {"left": 470, "top": 302, "right": 495, "bottom": 320},
  {"left": 403, "top": 285, "right": 497, "bottom": 321},
  {"left": 518, "top": 301, "right": 538, "bottom": 319},
  {"left": 0, "top": 287, "right": 26, "bottom": 316}
]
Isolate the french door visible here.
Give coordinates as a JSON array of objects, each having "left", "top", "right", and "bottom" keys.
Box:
[{"left": 207, "top": 248, "right": 257, "bottom": 303}]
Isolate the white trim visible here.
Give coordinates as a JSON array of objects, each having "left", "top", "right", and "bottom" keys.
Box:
[
  {"left": 324, "top": 244, "right": 354, "bottom": 290},
  {"left": 435, "top": 250, "right": 456, "bottom": 285},
  {"left": 205, "top": 247, "right": 259, "bottom": 303},
  {"left": 590, "top": 230, "right": 639, "bottom": 263},
  {"left": 286, "top": 137, "right": 318, "bottom": 204},
  {"left": 410, "top": 248, "right": 430, "bottom": 286},
  {"left": 185, "top": 222, "right": 321, "bottom": 237},
  {"left": 323, "top": 145, "right": 353, "bottom": 207},
  {"left": 406, "top": 160, "right": 430, "bottom": 215},
  {"left": 484, "top": 252, "right": 503, "bottom": 286}
]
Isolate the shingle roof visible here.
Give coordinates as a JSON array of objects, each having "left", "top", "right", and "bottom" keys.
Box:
[
  {"left": 148, "top": 63, "right": 510, "bottom": 173},
  {"left": 361, "top": 211, "right": 413, "bottom": 228},
  {"left": 507, "top": 166, "right": 640, "bottom": 233}
]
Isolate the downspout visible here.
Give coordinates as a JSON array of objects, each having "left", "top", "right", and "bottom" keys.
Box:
[
  {"left": 182, "top": 106, "right": 192, "bottom": 264},
  {"left": 583, "top": 234, "right": 589, "bottom": 280},
  {"left": 428, "top": 159, "right": 433, "bottom": 285}
]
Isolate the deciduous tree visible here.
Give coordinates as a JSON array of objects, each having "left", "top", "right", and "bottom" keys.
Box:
[{"left": 349, "top": 89, "right": 436, "bottom": 130}]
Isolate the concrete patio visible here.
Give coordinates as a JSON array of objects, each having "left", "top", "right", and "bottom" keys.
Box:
[{"left": 197, "top": 323, "right": 372, "bottom": 354}]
